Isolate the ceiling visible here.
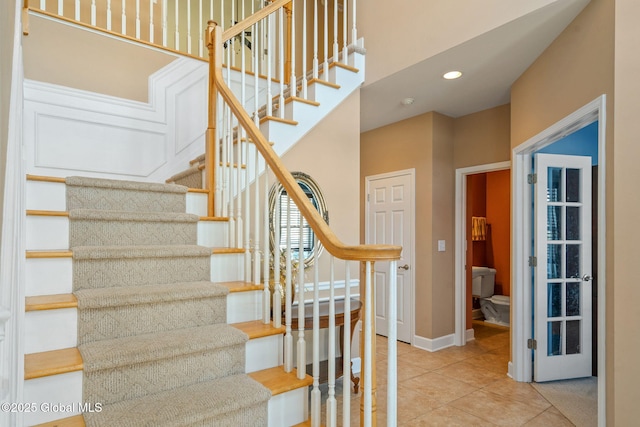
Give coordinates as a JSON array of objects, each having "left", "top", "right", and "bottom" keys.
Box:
[{"left": 360, "top": 0, "right": 591, "bottom": 133}]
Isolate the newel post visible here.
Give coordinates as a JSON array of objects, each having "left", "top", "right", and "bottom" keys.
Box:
[{"left": 205, "top": 21, "right": 221, "bottom": 217}]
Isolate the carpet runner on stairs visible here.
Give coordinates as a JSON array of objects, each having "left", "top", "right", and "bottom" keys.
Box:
[{"left": 65, "top": 176, "right": 270, "bottom": 426}]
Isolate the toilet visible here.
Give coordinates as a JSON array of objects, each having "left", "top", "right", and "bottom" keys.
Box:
[{"left": 472, "top": 266, "right": 510, "bottom": 326}]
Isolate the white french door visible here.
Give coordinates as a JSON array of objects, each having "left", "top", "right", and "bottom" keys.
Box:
[
  {"left": 365, "top": 170, "right": 414, "bottom": 343},
  {"left": 534, "top": 153, "right": 593, "bottom": 382}
]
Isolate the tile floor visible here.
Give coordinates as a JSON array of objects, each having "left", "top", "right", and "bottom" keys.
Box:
[{"left": 324, "top": 322, "right": 575, "bottom": 426}]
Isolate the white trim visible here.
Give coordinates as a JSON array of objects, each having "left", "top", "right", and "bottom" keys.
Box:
[
  {"left": 454, "top": 161, "right": 511, "bottom": 346},
  {"left": 511, "top": 95, "right": 606, "bottom": 426},
  {"left": 364, "top": 168, "right": 416, "bottom": 346},
  {"left": 466, "top": 328, "right": 475, "bottom": 342},
  {"left": 413, "top": 333, "right": 455, "bottom": 352}
]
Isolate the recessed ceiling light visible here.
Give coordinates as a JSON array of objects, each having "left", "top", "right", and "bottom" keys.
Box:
[
  {"left": 443, "top": 71, "right": 463, "bottom": 80},
  {"left": 401, "top": 97, "right": 415, "bottom": 105}
]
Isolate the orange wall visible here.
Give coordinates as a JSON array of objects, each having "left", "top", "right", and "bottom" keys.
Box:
[{"left": 486, "top": 169, "right": 510, "bottom": 296}]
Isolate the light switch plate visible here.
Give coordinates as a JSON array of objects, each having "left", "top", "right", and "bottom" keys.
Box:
[{"left": 438, "top": 240, "right": 446, "bottom": 252}]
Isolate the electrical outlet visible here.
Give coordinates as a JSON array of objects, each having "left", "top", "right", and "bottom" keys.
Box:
[{"left": 438, "top": 240, "right": 446, "bottom": 252}]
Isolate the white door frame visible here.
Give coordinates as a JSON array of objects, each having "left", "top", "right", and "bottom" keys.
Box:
[
  {"left": 454, "top": 161, "right": 511, "bottom": 346},
  {"left": 511, "top": 95, "right": 606, "bottom": 426},
  {"left": 365, "top": 168, "right": 416, "bottom": 345}
]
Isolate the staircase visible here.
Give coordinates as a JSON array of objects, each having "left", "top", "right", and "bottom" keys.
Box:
[{"left": 23, "top": 175, "right": 311, "bottom": 426}]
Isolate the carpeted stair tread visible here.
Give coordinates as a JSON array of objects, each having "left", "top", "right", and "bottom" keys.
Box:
[
  {"left": 75, "top": 281, "right": 228, "bottom": 309},
  {"left": 66, "top": 176, "right": 188, "bottom": 194},
  {"left": 79, "top": 324, "right": 247, "bottom": 373},
  {"left": 66, "top": 176, "right": 188, "bottom": 213},
  {"left": 69, "top": 210, "right": 199, "bottom": 247},
  {"left": 83, "top": 374, "right": 271, "bottom": 427},
  {"left": 69, "top": 209, "right": 199, "bottom": 223},
  {"left": 72, "top": 244, "right": 211, "bottom": 260}
]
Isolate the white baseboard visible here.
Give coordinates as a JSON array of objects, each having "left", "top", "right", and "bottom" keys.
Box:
[
  {"left": 413, "top": 333, "right": 455, "bottom": 352},
  {"left": 466, "top": 328, "right": 475, "bottom": 342}
]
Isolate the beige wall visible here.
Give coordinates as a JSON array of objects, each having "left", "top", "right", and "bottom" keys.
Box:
[
  {"left": 277, "top": 90, "right": 361, "bottom": 283},
  {"left": 453, "top": 104, "right": 511, "bottom": 169},
  {"left": 510, "top": 0, "right": 624, "bottom": 422},
  {"left": 613, "top": 0, "right": 640, "bottom": 424},
  {"left": 361, "top": 112, "right": 456, "bottom": 339},
  {"left": 358, "top": 0, "right": 558, "bottom": 85},
  {"left": 23, "top": 14, "right": 176, "bottom": 102}
]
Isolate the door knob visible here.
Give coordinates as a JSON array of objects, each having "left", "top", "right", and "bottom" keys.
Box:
[
  {"left": 581, "top": 274, "right": 593, "bottom": 282},
  {"left": 398, "top": 264, "right": 410, "bottom": 271}
]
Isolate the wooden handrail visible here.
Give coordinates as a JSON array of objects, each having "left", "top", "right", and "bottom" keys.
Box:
[
  {"left": 222, "top": 0, "right": 291, "bottom": 42},
  {"left": 207, "top": 22, "right": 401, "bottom": 262}
]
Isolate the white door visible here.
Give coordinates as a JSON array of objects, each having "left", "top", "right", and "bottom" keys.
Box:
[
  {"left": 534, "top": 153, "right": 593, "bottom": 382},
  {"left": 366, "top": 170, "right": 414, "bottom": 343}
]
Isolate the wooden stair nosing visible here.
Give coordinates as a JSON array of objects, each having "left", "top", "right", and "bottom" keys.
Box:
[
  {"left": 199, "top": 216, "right": 230, "bottom": 222},
  {"left": 26, "top": 250, "right": 73, "bottom": 259},
  {"left": 231, "top": 320, "right": 285, "bottom": 340},
  {"left": 249, "top": 365, "right": 313, "bottom": 396},
  {"left": 33, "top": 414, "right": 86, "bottom": 427},
  {"left": 217, "top": 280, "right": 263, "bottom": 293},
  {"left": 212, "top": 247, "right": 245, "bottom": 255},
  {"left": 26, "top": 294, "right": 77, "bottom": 311},
  {"left": 26, "top": 209, "right": 69, "bottom": 217},
  {"left": 307, "top": 77, "right": 341, "bottom": 90},
  {"left": 187, "top": 188, "right": 209, "bottom": 194},
  {"left": 259, "top": 115, "right": 299, "bottom": 126},
  {"left": 26, "top": 174, "right": 66, "bottom": 183},
  {"left": 329, "top": 60, "right": 359, "bottom": 73},
  {"left": 24, "top": 347, "right": 83, "bottom": 380}
]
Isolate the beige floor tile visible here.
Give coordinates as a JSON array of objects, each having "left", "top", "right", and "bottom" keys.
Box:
[
  {"left": 449, "top": 389, "right": 549, "bottom": 426},
  {"left": 377, "top": 384, "right": 444, "bottom": 425},
  {"left": 397, "top": 347, "right": 456, "bottom": 372},
  {"left": 523, "top": 406, "right": 575, "bottom": 426},
  {"left": 401, "top": 371, "right": 479, "bottom": 404},
  {"left": 405, "top": 405, "right": 498, "bottom": 427},
  {"left": 434, "top": 360, "right": 506, "bottom": 388},
  {"left": 465, "top": 350, "right": 510, "bottom": 375},
  {"left": 482, "top": 377, "right": 551, "bottom": 409}
]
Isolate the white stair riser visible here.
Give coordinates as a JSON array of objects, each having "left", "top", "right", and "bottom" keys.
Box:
[
  {"left": 23, "top": 371, "right": 83, "bottom": 426},
  {"left": 186, "top": 192, "right": 208, "bottom": 216},
  {"left": 26, "top": 216, "right": 69, "bottom": 250},
  {"left": 284, "top": 100, "right": 319, "bottom": 123},
  {"left": 227, "top": 290, "right": 263, "bottom": 323},
  {"left": 197, "top": 221, "right": 228, "bottom": 247},
  {"left": 26, "top": 180, "right": 66, "bottom": 211},
  {"left": 245, "top": 335, "right": 283, "bottom": 373},
  {"left": 268, "top": 387, "right": 308, "bottom": 427},
  {"left": 25, "top": 257, "right": 73, "bottom": 296},
  {"left": 211, "top": 253, "right": 244, "bottom": 282},
  {"left": 25, "top": 309, "right": 77, "bottom": 354}
]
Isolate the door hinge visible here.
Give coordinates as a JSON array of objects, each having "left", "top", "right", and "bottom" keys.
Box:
[
  {"left": 528, "top": 256, "right": 537, "bottom": 267},
  {"left": 367, "top": 194, "right": 370, "bottom": 202},
  {"left": 527, "top": 173, "right": 537, "bottom": 184},
  {"left": 528, "top": 338, "right": 537, "bottom": 350}
]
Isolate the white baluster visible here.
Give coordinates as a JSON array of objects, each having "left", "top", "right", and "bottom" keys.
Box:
[
  {"left": 326, "top": 257, "right": 337, "bottom": 427},
  {"left": 214, "top": 96, "right": 222, "bottom": 217},
  {"left": 266, "top": 10, "right": 273, "bottom": 116},
  {"left": 149, "top": 0, "right": 154, "bottom": 43},
  {"left": 323, "top": 0, "right": 328, "bottom": 80},
  {"left": 364, "top": 261, "right": 373, "bottom": 426},
  {"left": 351, "top": 0, "right": 357, "bottom": 48},
  {"left": 310, "top": 249, "right": 321, "bottom": 427},
  {"left": 236, "top": 127, "right": 243, "bottom": 250},
  {"left": 242, "top": 0, "right": 251, "bottom": 277},
  {"left": 187, "top": 0, "right": 192, "bottom": 54},
  {"left": 253, "top": 145, "right": 261, "bottom": 286},
  {"left": 296, "top": 209, "right": 306, "bottom": 380},
  {"left": 342, "top": 261, "right": 351, "bottom": 427},
  {"left": 106, "top": 0, "right": 112, "bottom": 30},
  {"left": 277, "top": 7, "right": 285, "bottom": 118},
  {"left": 161, "top": 0, "right": 167, "bottom": 47},
  {"left": 289, "top": 1, "right": 296, "bottom": 97},
  {"left": 262, "top": 164, "right": 271, "bottom": 324},
  {"left": 91, "top": 0, "right": 96, "bottom": 26},
  {"left": 40, "top": 0, "right": 46, "bottom": 11},
  {"left": 121, "top": 0, "right": 127, "bottom": 35},
  {"left": 387, "top": 260, "right": 398, "bottom": 426},
  {"left": 333, "top": 0, "right": 338, "bottom": 63},
  {"left": 273, "top": 192, "right": 282, "bottom": 328},
  {"left": 57, "top": 0, "right": 62, "bottom": 17},
  {"left": 301, "top": 0, "right": 308, "bottom": 98},
  {"left": 198, "top": 0, "right": 203, "bottom": 57},
  {"left": 313, "top": 0, "right": 318, "bottom": 79},
  {"left": 284, "top": 196, "right": 293, "bottom": 372},
  {"left": 342, "top": 0, "right": 348, "bottom": 62},
  {"left": 174, "top": 0, "right": 179, "bottom": 50},
  {"left": 221, "top": 106, "right": 229, "bottom": 219},
  {"left": 135, "top": 0, "right": 140, "bottom": 38},
  {"left": 75, "top": 0, "right": 79, "bottom": 21},
  {"left": 228, "top": 113, "right": 236, "bottom": 247}
]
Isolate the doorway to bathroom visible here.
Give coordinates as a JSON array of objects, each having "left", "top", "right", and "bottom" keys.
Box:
[{"left": 454, "top": 161, "right": 510, "bottom": 346}]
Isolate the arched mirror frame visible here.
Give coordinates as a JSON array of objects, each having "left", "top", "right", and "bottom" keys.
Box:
[{"left": 268, "top": 172, "right": 329, "bottom": 270}]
